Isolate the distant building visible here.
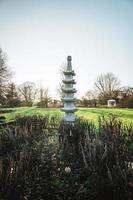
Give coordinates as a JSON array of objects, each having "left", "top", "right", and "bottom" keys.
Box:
[{"left": 107, "top": 99, "right": 116, "bottom": 107}]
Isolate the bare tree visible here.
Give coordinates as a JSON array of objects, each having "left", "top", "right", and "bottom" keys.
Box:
[
  {"left": 18, "top": 81, "right": 36, "bottom": 106},
  {"left": 0, "top": 48, "right": 12, "bottom": 105},
  {"left": 94, "top": 73, "right": 120, "bottom": 105},
  {"left": 118, "top": 86, "right": 133, "bottom": 108},
  {"left": 56, "top": 82, "right": 65, "bottom": 99},
  {"left": 36, "top": 81, "right": 47, "bottom": 102},
  {"left": 85, "top": 90, "right": 97, "bottom": 107},
  {"left": 37, "top": 86, "right": 51, "bottom": 108},
  {"left": 81, "top": 90, "right": 97, "bottom": 107},
  {"left": 42, "top": 87, "right": 51, "bottom": 108},
  {"left": 119, "top": 86, "right": 133, "bottom": 98},
  {"left": 5, "top": 82, "right": 21, "bottom": 107},
  {"left": 6, "top": 82, "right": 17, "bottom": 99},
  {"left": 56, "top": 62, "right": 66, "bottom": 99}
]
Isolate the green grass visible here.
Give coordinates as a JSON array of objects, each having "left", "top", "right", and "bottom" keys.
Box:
[
  {"left": 0, "top": 107, "right": 62, "bottom": 122},
  {"left": 77, "top": 108, "right": 133, "bottom": 124},
  {"left": 0, "top": 107, "right": 133, "bottom": 124}
]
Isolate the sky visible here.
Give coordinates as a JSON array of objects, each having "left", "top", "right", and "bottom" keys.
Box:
[{"left": 0, "top": 0, "right": 133, "bottom": 99}]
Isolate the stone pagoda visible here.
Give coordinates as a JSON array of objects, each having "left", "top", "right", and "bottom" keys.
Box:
[{"left": 61, "top": 56, "right": 77, "bottom": 122}]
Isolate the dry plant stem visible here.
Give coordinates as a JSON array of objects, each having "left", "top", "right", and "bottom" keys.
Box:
[{"left": 80, "top": 142, "right": 88, "bottom": 168}]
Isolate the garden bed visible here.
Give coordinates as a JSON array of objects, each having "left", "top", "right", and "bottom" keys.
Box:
[{"left": 0, "top": 115, "right": 133, "bottom": 200}]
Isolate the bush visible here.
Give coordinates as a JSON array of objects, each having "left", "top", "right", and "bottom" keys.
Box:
[
  {"left": 0, "top": 116, "right": 6, "bottom": 123},
  {"left": 118, "top": 96, "right": 133, "bottom": 108},
  {"left": 0, "top": 115, "right": 59, "bottom": 200},
  {"left": 0, "top": 109, "right": 14, "bottom": 114},
  {"left": 37, "top": 100, "right": 49, "bottom": 108},
  {"left": 0, "top": 115, "right": 133, "bottom": 200},
  {"left": 58, "top": 115, "right": 133, "bottom": 200},
  {"left": 6, "top": 99, "right": 22, "bottom": 107}
]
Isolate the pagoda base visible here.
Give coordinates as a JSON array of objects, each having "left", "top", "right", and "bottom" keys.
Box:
[{"left": 63, "top": 113, "right": 76, "bottom": 122}]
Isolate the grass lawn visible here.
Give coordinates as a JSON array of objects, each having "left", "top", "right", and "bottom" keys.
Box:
[
  {"left": 0, "top": 107, "right": 133, "bottom": 124},
  {"left": 77, "top": 108, "right": 133, "bottom": 124},
  {"left": 0, "top": 107, "right": 62, "bottom": 122}
]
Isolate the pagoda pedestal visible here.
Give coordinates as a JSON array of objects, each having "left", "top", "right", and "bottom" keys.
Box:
[{"left": 61, "top": 56, "right": 77, "bottom": 122}]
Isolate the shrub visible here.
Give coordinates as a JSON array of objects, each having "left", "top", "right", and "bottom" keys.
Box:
[
  {"left": 0, "top": 109, "right": 14, "bottom": 114},
  {"left": 0, "top": 115, "right": 133, "bottom": 200},
  {"left": 0, "top": 116, "right": 6, "bottom": 123},
  {"left": 58, "top": 115, "right": 133, "bottom": 200},
  {"left": 0, "top": 115, "right": 59, "bottom": 200}
]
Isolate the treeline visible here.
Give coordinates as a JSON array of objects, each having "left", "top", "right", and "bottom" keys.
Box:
[
  {"left": 0, "top": 48, "right": 60, "bottom": 108},
  {"left": 0, "top": 48, "right": 133, "bottom": 108},
  {"left": 80, "top": 73, "right": 133, "bottom": 108},
  {"left": 0, "top": 81, "right": 58, "bottom": 108},
  {"left": 0, "top": 80, "right": 60, "bottom": 108}
]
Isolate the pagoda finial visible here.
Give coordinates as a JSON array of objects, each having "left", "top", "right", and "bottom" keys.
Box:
[
  {"left": 67, "top": 56, "right": 72, "bottom": 61},
  {"left": 67, "top": 55, "right": 72, "bottom": 71}
]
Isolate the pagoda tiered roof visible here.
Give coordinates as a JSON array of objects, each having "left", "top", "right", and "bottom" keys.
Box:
[
  {"left": 62, "top": 88, "right": 77, "bottom": 93},
  {"left": 63, "top": 70, "right": 75, "bottom": 76},
  {"left": 62, "top": 97, "right": 76, "bottom": 102},
  {"left": 62, "top": 79, "right": 76, "bottom": 84}
]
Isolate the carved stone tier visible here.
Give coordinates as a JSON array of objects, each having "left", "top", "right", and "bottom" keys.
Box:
[
  {"left": 62, "top": 79, "right": 76, "bottom": 84},
  {"left": 63, "top": 70, "right": 75, "bottom": 76},
  {"left": 62, "top": 97, "right": 76, "bottom": 102},
  {"left": 62, "top": 88, "right": 77, "bottom": 93}
]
